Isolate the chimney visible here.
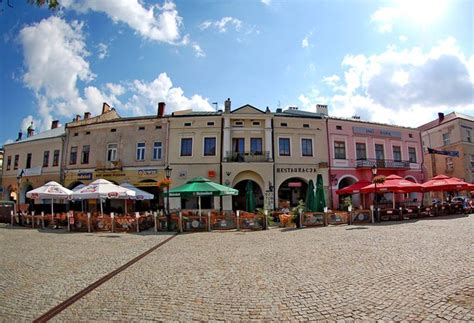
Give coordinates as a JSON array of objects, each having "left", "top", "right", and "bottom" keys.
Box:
[
  {"left": 84, "top": 112, "right": 91, "bottom": 119},
  {"left": 316, "top": 104, "right": 328, "bottom": 116},
  {"left": 276, "top": 108, "right": 282, "bottom": 113},
  {"left": 438, "top": 112, "right": 445, "bottom": 123},
  {"left": 51, "top": 120, "right": 59, "bottom": 129},
  {"left": 224, "top": 98, "right": 231, "bottom": 113},
  {"left": 75, "top": 114, "right": 81, "bottom": 122},
  {"left": 157, "top": 102, "right": 166, "bottom": 117},
  {"left": 102, "top": 102, "right": 111, "bottom": 114}
]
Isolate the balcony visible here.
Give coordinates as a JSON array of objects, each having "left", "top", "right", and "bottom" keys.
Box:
[
  {"left": 224, "top": 151, "right": 271, "bottom": 163},
  {"left": 355, "top": 158, "right": 410, "bottom": 169}
]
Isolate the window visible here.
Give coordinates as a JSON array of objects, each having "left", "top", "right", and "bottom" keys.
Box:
[
  {"left": 81, "top": 145, "right": 90, "bottom": 164},
  {"left": 53, "top": 150, "right": 60, "bottom": 167},
  {"left": 446, "top": 157, "right": 453, "bottom": 170},
  {"left": 69, "top": 147, "right": 77, "bottom": 165},
  {"left": 375, "top": 144, "right": 385, "bottom": 160},
  {"left": 6, "top": 156, "right": 11, "bottom": 170},
  {"left": 334, "top": 141, "right": 346, "bottom": 159},
  {"left": 180, "top": 138, "right": 193, "bottom": 156},
  {"left": 155, "top": 125, "right": 162, "bottom": 129},
  {"left": 336, "top": 125, "right": 342, "bottom": 130},
  {"left": 153, "top": 142, "right": 162, "bottom": 160},
  {"left": 73, "top": 133, "right": 78, "bottom": 137},
  {"left": 303, "top": 124, "right": 310, "bottom": 128},
  {"left": 107, "top": 143, "right": 118, "bottom": 162},
  {"left": 204, "top": 137, "right": 216, "bottom": 156},
  {"left": 232, "top": 138, "right": 245, "bottom": 153},
  {"left": 392, "top": 146, "right": 401, "bottom": 162},
  {"left": 85, "top": 131, "right": 90, "bottom": 135},
  {"left": 250, "top": 138, "right": 263, "bottom": 155},
  {"left": 442, "top": 133, "right": 450, "bottom": 146},
  {"left": 43, "top": 151, "right": 49, "bottom": 167},
  {"left": 279, "top": 138, "right": 291, "bottom": 156},
  {"left": 409, "top": 133, "right": 413, "bottom": 138},
  {"left": 471, "top": 155, "right": 474, "bottom": 169},
  {"left": 252, "top": 121, "right": 260, "bottom": 126},
  {"left": 234, "top": 121, "right": 244, "bottom": 127},
  {"left": 184, "top": 122, "right": 192, "bottom": 127},
  {"left": 14, "top": 155, "right": 19, "bottom": 170},
  {"left": 356, "top": 143, "right": 366, "bottom": 160},
  {"left": 136, "top": 142, "right": 146, "bottom": 161},
  {"left": 280, "top": 123, "right": 287, "bottom": 127},
  {"left": 408, "top": 147, "right": 417, "bottom": 163},
  {"left": 301, "top": 138, "right": 313, "bottom": 157},
  {"left": 466, "top": 130, "right": 471, "bottom": 143},
  {"left": 111, "top": 128, "right": 117, "bottom": 132},
  {"left": 138, "top": 126, "right": 145, "bottom": 131},
  {"left": 25, "top": 153, "right": 32, "bottom": 169},
  {"left": 207, "top": 122, "right": 214, "bottom": 126}
]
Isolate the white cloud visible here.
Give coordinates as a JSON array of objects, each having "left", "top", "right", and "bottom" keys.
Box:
[
  {"left": 97, "top": 42, "right": 108, "bottom": 59},
  {"left": 308, "top": 37, "right": 474, "bottom": 127},
  {"left": 302, "top": 36, "right": 309, "bottom": 48},
  {"left": 126, "top": 73, "right": 213, "bottom": 115},
  {"left": 261, "top": 0, "right": 271, "bottom": 5},
  {"left": 3, "top": 139, "right": 14, "bottom": 145},
  {"left": 399, "top": 35, "right": 408, "bottom": 42},
  {"left": 106, "top": 83, "right": 125, "bottom": 96},
  {"left": 199, "top": 17, "right": 242, "bottom": 33},
  {"left": 371, "top": 0, "right": 448, "bottom": 33},
  {"left": 192, "top": 43, "right": 205, "bottom": 58},
  {"left": 61, "top": 0, "right": 183, "bottom": 44}
]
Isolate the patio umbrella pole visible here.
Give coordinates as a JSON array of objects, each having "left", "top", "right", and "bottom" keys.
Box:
[
  {"left": 393, "top": 193, "right": 395, "bottom": 209},
  {"left": 198, "top": 195, "right": 202, "bottom": 222},
  {"left": 100, "top": 198, "right": 104, "bottom": 217},
  {"left": 51, "top": 198, "right": 54, "bottom": 228},
  {"left": 125, "top": 199, "right": 127, "bottom": 215}
]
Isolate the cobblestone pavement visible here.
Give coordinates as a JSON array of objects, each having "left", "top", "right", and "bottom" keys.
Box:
[{"left": 1, "top": 215, "right": 473, "bottom": 321}]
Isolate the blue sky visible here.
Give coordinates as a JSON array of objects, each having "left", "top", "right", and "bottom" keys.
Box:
[{"left": 1, "top": 0, "right": 473, "bottom": 145}]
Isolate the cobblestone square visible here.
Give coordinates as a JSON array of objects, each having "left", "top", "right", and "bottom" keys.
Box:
[{"left": 0, "top": 215, "right": 473, "bottom": 321}]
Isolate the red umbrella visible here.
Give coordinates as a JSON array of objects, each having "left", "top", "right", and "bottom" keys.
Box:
[
  {"left": 421, "top": 175, "right": 469, "bottom": 192},
  {"left": 336, "top": 180, "right": 372, "bottom": 195},
  {"left": 360, "top": 175, "right": 422, "bottom": 194}
]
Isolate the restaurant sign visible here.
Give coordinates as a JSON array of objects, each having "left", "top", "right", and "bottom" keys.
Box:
[
  {"left": 137, "top": 168, "right": 158, "bottom": 176},
  {"left": 78, "top": 172, "right": 93, "bottom": 180},
  {"left": 276, "top": 167, "right": 318, "bottom": 173}
]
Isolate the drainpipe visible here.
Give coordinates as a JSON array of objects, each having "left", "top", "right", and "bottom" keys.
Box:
[
  {"left": 60, "top": 130, "right": 69, "bottom": 186},
  {"left": 219, "top": 116, "right": 224, "bottom": 211},
  {"left": 271, "top": 117, "right": 276, "bottom": 210},
  {"left": 325, "top": 117, "right": 333, "bottom": 209}
]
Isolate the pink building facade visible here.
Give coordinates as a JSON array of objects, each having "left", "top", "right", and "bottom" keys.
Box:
[{"left": 327, "top": 118, "right": 424, "bottom": 210}]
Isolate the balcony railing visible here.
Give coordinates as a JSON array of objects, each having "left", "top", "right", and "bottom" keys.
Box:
[
  {"left": 355, "top": 158, "right": 410, "bottom": 169},
  {"left": 224, "top": 151, "right": 271, "bottom": 162}
]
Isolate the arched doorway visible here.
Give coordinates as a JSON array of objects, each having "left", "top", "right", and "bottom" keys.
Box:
[
  {"left": 21, "top": 183, "right": 34, "bottom": 212},
  {"left": 233, "top": 180, "right": 263, "bottom": 211},
  {"left": 277, "top": 178, "right": 308, "bottom": 208},
  {"left": 337, "top": 176, "right": 358, "bottom": 209}
]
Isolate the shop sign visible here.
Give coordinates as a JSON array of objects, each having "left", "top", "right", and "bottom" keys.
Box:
[
  {"left": 78, "top": 172, "right": 93, "bottom": 180},
  {"left": 208, "top": 170, "right": 216, "bottom": 178},
  {"left": 137, "top": 169, "right": 158, "bottom": 176},
  {"left": 95, "top": 171, "right": 126, "bottom": 178},
  {"left": 19, "top": 167, "right": 42, "bottom": 176},
  {"left": 276, "top": 167, "right": 317, "bottom": 173},
  {"left": 352, "top": 126, "right": 401, "bottom": 138},
  {"left": 288, "top": 182, "right": 302, "bottom": 187}
]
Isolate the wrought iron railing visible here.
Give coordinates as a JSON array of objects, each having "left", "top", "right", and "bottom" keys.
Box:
[
  {"left": 355, "top": 158, "right": 410, "bottom": 169},
  {"left": 224, "top": 151, "right": 271, "bottom": 162}
]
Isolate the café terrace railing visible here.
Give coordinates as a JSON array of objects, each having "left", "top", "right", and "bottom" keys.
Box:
[{"left": 223, "top": 151, "right": 271, "bottom": 163}]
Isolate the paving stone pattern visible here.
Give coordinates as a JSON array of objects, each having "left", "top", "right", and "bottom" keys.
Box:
[{"left": 1, "top": 215, "right": 473, "bottom": 321}]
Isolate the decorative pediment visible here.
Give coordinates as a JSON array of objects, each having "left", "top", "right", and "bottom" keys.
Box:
[{"left": 231, "top": 104, "right": 265, "bottom": 114}]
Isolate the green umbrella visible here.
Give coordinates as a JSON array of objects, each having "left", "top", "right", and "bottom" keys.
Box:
[
  {"left": 164, "top": 177, "right": 238, "bottom": 217},
  {"left": 305, "top": 179, "right": 316, "bottom": 212},
  {"left": 315, "top": 174, "right": 326, "bottom": 212},
  {"left": 245, "top": 180, "right": 256, "bottom": 212}
]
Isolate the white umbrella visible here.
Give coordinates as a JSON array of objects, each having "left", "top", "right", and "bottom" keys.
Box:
[
  {"left": 71, "top": 179, "right": 135, "bottom": 216},
  {"left": 72, "top": 184, "right": 86, "bottom": 211},
  {"left": 120, "top": 183, "right": 154, "bottom": 214},
  {"left": 26, "top": 181, "right": 73, "bottom": 225}
]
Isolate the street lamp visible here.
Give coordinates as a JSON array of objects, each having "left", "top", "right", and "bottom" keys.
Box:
[
  {"left": 164, "top": 165, "right": 172, "bottom": 231},
  {"left": 16, "top": 169, "right": 24, "bottom": 224},
  {"left": 371, "top": 165, "right": 378, "bottom": 222}
]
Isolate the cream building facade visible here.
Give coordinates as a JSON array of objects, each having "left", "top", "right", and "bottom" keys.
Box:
[
  {"left": 419, "top": 112, "right": 474, "bottom": 183},
  {"left": 2, "top": 122, "right": 65, "bottom": 204}
]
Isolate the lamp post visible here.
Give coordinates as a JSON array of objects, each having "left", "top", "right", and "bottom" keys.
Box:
[
  {"left": 164, "top": 165, "right": 172, "bottom": 231},
  {"left": 371, "top": 165, "right": 378, "bottom": 222},
  {"left": 16, "top": 169, "right": 24, "bottom": 224}
]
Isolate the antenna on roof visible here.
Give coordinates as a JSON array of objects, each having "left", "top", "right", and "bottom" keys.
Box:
[{"left": 212, "top": 102, "right": 218, "bottom": 111}]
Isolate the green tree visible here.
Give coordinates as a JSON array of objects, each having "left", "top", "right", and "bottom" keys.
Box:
[{"left": 28, "top": 0, "right": 59, "bottom": 10}]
